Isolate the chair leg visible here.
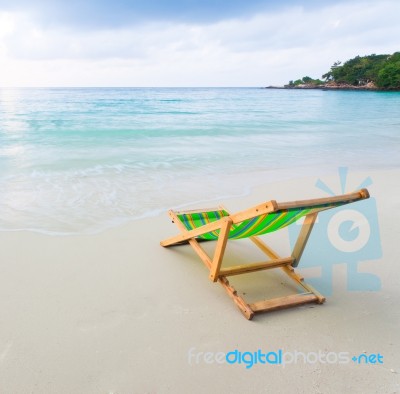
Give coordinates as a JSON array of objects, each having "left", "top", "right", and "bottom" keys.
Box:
[
  {"left": 209, "top": 218, "right": 232, "bottom": 282},
  {"left": 282, "top": 265, "right": 325, "bottom": 303},
  {"left": 250, "top": 235, "right": 280, "bottom": 259},
  {"left": 291, "top": 212, "right": 318, "bottom": 267},
  {"left": 218, "top": 276, "right": 254, "bottom": 320}
]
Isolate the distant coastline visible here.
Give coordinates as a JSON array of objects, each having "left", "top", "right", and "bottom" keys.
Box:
[
  {"left": 264, "top": 82, "right": 397, "bottom": 91},
  {"left": 264, "top": 83, "right": 400, "bottom": 92},
  {"left": 269, "top": 52, "right": 400, "bottom": 91}
]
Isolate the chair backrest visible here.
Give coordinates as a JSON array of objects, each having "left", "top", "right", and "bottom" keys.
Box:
[{"left": 177, "top": 189, "right": 369, "bottom": 240}]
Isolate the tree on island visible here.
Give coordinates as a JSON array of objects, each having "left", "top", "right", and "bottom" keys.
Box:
[
  {"left": 288, "top": 76, "right": 324, "bottom": 87},
  {"left": 287, "top": 51, "right": 400, "bottom": 90},
  {"left": 376, "top": 52, "right": 400, "bottom": 88}
]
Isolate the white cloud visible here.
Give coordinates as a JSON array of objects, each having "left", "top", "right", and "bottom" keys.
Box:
[
  {"left": 0, "top": 0, "right": 399, "bottom": 87},
  {"left": 0, "top": 12, "right": 15, "bottom": 37}
]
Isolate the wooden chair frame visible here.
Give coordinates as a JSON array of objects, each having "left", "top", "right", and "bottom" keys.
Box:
[{"left": 160, "top": 189, "right": 369, "bottom": 320}]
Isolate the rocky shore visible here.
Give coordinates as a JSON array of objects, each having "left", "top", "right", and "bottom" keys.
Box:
[{"left": 265, "top": 81, "right": 399, "bottom": 91}]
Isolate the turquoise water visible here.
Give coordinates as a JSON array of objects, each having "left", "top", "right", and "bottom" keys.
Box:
[{"left": 0, "top": 87, "right": 399, "bottom": 234}]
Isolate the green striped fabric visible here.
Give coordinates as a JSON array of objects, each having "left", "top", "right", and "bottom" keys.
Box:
[
  {"left": 177, "top": 209, "right": 229, "bottom": 240},
  {"left": 177, "top": 201, "right": 347, "bottom": 240}
]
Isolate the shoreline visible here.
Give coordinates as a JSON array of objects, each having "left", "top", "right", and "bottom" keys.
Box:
[
  {"left": 265, "top": 85, "right": 400, "bottom": 92},
  {"left": 2, "top": 164, "right": 398, "bottom": 236}
]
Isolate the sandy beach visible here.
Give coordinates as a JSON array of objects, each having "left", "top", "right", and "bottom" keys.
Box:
[{"left": 0, "top": 168, "right": 398, "bottom": 393}]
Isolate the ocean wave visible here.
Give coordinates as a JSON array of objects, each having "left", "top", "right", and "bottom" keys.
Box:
[{"left": 1, "top": 87, "right": 399, "bottom": 234}]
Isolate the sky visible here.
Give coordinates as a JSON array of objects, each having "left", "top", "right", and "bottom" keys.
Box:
[{"left": 0, "top": 0, "right": 399, "bottom": 87}]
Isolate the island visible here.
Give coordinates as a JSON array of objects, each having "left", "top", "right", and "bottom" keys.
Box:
[{"left": 266, "top": 52, "right": 400, "bottom": 91}]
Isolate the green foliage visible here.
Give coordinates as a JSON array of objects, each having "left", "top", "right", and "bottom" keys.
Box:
[
  {"left": 288, "top": 76, "right": 324, "bottom": 86},
  {"left": 376, "top": 52, "right": 400, "bottom": 88},
  {"left": 321, "top": 52, "right": 400, "bottom": 89}
]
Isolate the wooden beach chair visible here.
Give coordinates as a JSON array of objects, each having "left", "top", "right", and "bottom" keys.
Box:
[{"left": 160, "top": 189, "right": 370, "bottom": 320}]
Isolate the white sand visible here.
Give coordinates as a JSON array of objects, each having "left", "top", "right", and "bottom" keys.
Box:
[{"left": 0, "top": 169, "right": 399, "bottom": 393}]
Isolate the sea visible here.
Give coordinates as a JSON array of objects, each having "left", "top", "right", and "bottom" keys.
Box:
[{"left": 0, "top": 87, "right": 399, "bottom": 234}]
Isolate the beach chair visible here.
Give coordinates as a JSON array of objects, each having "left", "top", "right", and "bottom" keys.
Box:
[{"left": 160, "top": 189, "right": 370, "bottom": 320}]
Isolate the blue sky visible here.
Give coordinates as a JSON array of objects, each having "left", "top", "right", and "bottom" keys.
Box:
[{"left": 0, "top": 0, "right": 399, "bottom": 86}]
